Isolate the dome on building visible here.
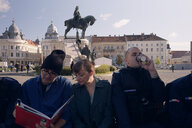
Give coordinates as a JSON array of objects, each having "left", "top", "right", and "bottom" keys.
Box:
[
  {"left": 7, "top": 20, "right": 21, "bottom": 39},
  {"left": 47, "top": 21, "right": 58, "bottom": 34},
  {"left": 0, "top": 20, "right": 24, "bottom": 40},
  {"left": 8, "top": 20, "right": 20, "bottom": 34},
  {"left": 45, "top": 21, "right": 59, "bottom": 39},
  {"left": 35, "top": 38, "right": 40, "bottom": 45}
]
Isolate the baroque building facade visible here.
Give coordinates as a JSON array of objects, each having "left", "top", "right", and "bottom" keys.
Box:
[{"left": 0, "top": 20, "right": 41, "bottom": 66}]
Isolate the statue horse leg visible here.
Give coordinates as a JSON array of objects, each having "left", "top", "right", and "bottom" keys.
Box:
[
  {"left": 64, "top": 26, "right": 72, "bottom": 39},
  {"left": 81, "top": 29, "right": 86, "bottom": 39}
]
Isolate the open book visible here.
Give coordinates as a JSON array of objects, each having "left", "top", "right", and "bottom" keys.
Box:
[{"left": 15, "top": 95, "right": 74, "bottom": 128}]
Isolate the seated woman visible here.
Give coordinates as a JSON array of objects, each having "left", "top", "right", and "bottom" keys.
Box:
[{"left": 70, "top": 59, "right": 113, "bottom": 128}]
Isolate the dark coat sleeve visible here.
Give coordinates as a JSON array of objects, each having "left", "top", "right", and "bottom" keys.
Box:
[
  {"left": 98, "top": 81, "right": 113, "bottom": 128},
  {"left": 0, "top": 78, "right": 21, "bottom": 128},
  {"left": 111, "top": 72, "right": 131, "bottom": 128},
  {"left": 151, "top": 77, "right": 166, "bottom": 102},
  {"left": 70, "top": 85, "right": 86, "bottom": 128}
]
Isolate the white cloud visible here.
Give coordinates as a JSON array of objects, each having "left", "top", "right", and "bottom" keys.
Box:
[
  {"left": 100, "top": 13, "right": 112, "bottom": 21},
  {"left": 169, "top": 32, "right": 177, "bottom": 38},
  {"left": 0, "top": 14, "right": 7, "bottom": 19},
  {"left": 113, "top": 19, "right": 130, "bottom": 28},
  {"left": 0, "top": 0, "right": 10, "bottom": 12}
]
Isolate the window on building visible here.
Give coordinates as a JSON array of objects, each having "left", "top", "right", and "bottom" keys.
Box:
[
  {"left": 157, "top": 48, "right": 159, "bottom": 51},
  {"left": 151, "top": 44, "right": 153, "bottom": 46},
  {"left": 151, "top": 56, "right": 153, "bottom": 59},
  {"left": 141, "top": 44, "right": 143, "bottom": 46},
  {"left": 146, "top": 48, "right": 148, "bottom": 52},
  {"left": 108, "top": 46, "right": 110, "bottom": 49},
  {"left": 121, "top": 46, "right": 124, "bottom": 50},
  {"left": 98, "top": 46, "right": 101, "bottom": 50},
  {"left": 141, "top": 48, "right": 143, "bottom": 52},
  {"left": 161, "top": 56, "right": 163, "bottom": 59},
  {"left": 104, "top": 46, "right": 107, "bottom": 50},
  {"left": 136, "top": 44, "right": 138, "bottom": 46},
  {"left": 156, "top": 43, "right": 159, "bottom": 46},
  {"left": 111, "top": 46, "right": 113, "bottom": 49},
  {"left": 161, "top": 48, "right": 163, "bottom": 52},
  {"left": 16, "top": 53, "right": 20, "bottom": 57},
  {"left": 117, "top": 46, "right": 119, "bottom": 49},
  {"left": 2, "top": 45, "right": 6, "bottom": 50},
  {"left": 128, "top": 44, "right": 130, "bottom": 47},
  {"left": 151, "top": 48, "right": 153, "bottom": 52},
  {"left": 11, "top": 52, "right": 13, "bottom": 57},
  {"left": 146, "top": 44, "right": 148, "bottom": 46},
  {"left": 46, "top": 46, "right": 48, "bottom": 50},
  {"left": 11, "top": 46, "right": 14, "bottom": 49},
  {"left": 16, "top": 46, "right": 20, "bottom": 50},
  {"left": 161, "top": 43, "right": 163, "bottom": 46}
]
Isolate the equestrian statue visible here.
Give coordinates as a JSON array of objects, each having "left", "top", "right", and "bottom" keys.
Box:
[{"left": 64, "top": 6, "right": 96, "bottom": 39}]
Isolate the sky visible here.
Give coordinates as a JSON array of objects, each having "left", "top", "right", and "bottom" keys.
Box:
[{"left": 0, "top": 0, "right": 192, "bottom": 51}]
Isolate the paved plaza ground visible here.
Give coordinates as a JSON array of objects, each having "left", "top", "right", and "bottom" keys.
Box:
[{"left": 0, "top": 69, "right": 191, "bottom": 85}]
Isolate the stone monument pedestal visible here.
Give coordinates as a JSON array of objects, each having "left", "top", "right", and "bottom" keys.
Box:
[{"left": 63, "top": 38, "right": 90, "bottom": 66}]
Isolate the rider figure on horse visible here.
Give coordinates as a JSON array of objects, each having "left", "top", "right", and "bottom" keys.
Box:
[{"left": 73, "top": 6, "right": 81, "bottom": 24}]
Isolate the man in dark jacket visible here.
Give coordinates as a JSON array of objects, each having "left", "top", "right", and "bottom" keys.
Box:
[
  {"left": 166, "top": 73, "right": 192, "bottom": 128},
  {"left": 0, "top": 77, "right": 21, "bottom": 128},
  {"left": 111, "top": 47, "right": 166, "bottom": 128}
]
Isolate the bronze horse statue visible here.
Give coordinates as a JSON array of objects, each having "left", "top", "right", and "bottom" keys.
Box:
[{"left": 64, "top": 15, "right": 96, "bottom": 39}]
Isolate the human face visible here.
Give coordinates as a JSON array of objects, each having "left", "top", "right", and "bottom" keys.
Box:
[
  {"left": 74, "top": 67, "right": 92, "bottom": 85},
  {"left": 124, "top": 47, "right": 142, "bottom": 68},
  {"left": 41, "top": 69, "right": 58, "bottom": 85}
]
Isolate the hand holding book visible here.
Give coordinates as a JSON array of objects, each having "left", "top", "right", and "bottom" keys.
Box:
[{"left": 15, "top": 95, "right": 74, "bottom": 128}]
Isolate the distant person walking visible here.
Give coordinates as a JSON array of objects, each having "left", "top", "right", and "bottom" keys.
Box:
[
  {"left": 15, "top": 63, "right": 19, "bottom": 73},
  {"left": 171, "top": 64, "right": 174, "bottom": 72},
  {"left": 20, "top": 64, "right": 23, "bottom": 72},
  {"left": 26, "top": 64, "right": 30, "bottom": 74},
  {"left": 70, "top": 61, "right": 74, "bottom": 79}
]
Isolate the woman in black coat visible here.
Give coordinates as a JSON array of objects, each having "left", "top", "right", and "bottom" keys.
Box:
[{"left": 70, "top": 59, "right": 113, "bottom": 128}]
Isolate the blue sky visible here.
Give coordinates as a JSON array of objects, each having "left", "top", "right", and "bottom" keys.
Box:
[{"left": 0, "top": 0, "right": 191, "bottom": 51}]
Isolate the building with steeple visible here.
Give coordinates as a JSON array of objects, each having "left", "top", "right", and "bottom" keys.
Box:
[{"left": 0, "top": 20, "right": 41, "bottom": 66}]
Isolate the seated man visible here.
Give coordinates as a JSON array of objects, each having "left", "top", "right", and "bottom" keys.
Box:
[
  {"left": 112, "top": 47, "right": 166, "bottom": 128},
  {"left": 166, "top": 73, "right": 192, "bottom": 128},
  {"left": 0, "top": 77, "right": 21, "bottom": 128},
  {"left": 18, "top": 50, "right": 72, "bottom": 128}
]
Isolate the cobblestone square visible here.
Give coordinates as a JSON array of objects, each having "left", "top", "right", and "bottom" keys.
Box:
[{"left": 0, "top": 69, "right": 191, "bottom": 85}]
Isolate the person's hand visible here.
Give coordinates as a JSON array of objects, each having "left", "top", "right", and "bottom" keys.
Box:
[
  {"left": 35, "top": 123, "right": 59, "bottom": 128},
  {"left": 139, "top": 55, "right": 159, "bottom": 78},
  {"left": 35, "top": 123, "right": 46, "bottom": 128},
  {"left": 13, "top": 109, "right": 16, "bottom": 118}
]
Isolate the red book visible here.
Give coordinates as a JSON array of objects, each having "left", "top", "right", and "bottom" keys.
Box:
[{"left": 15, "top": 95, "right": 74, "bottom": 128}]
